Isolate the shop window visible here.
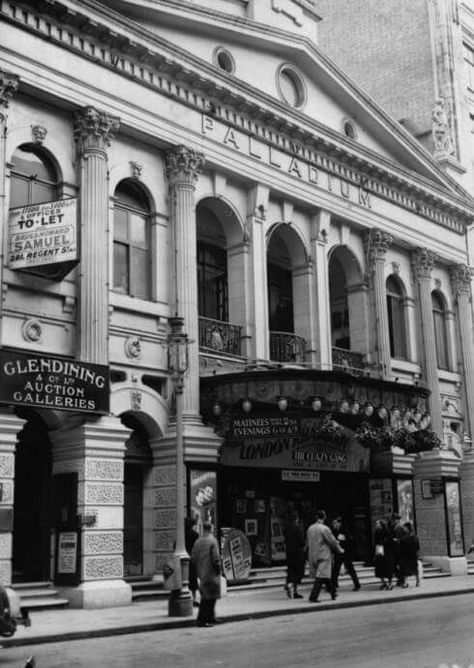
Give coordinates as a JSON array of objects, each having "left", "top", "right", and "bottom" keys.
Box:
[
  {"left": 432, "top": 290, "right": 449, "bottom": 370},
  {"left": 197, "top": 242, "right": 228, "bottom": 322},
  {"left": 113, "top": 180, "right": 151, "bottom": 300},
  {"left": 386, "top": 275, "right": 407, "bottom": 359},
  {"left": 10, "top": 145, "right": 58, "bottom": 208}
]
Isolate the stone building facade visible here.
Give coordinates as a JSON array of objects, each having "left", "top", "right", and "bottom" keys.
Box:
[{"left": 0, "top": 0, "right": 473, "bottom": 608}]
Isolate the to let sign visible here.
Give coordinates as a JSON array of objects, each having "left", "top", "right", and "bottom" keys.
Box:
[
  {"left": 0, "top": 350, "right": 109, "bottom": 414},
  {"left": 8, "top": 198, "right": 77, "bottom": 270}
]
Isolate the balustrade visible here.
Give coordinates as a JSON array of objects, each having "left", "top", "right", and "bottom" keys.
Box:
[
  {"left": 198, "top": 317, "right": 242, "bottom": 356},
  {"left": 269, "top": 331, "right": 306, "bottom": 364}
]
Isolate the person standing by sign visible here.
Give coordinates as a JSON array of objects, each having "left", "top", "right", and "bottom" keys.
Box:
[
  {"left": 185, "top": 516, "right": 200, "bottom": 607},
  {"left": 307, "top": 510, "right": 344, "bottom": 603},
  {"left": 191, "top": 521, "right": 221, "bottom": 627},
  {"left": 283, "top": 512, "right": 306, "bottom": 599},
  {"left": 330, "top": 517, "right": 361, "bottom": 591}
]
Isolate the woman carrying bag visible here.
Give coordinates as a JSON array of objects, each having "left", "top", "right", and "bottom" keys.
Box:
[{"left": 373, "top": 519, "right": 394, "bottom": 590}]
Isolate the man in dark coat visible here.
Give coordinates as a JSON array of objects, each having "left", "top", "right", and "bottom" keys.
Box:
[
  {"left": 191, "top": 521, "right": 221, "bottom": 627},
  {"left": 330, "top": 517, "right": 360, "bottom": 591},
  {"left": 185, "top": 516, "right": 200, "bottom": 606}
]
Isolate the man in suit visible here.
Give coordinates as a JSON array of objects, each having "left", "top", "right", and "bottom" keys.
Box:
[
  {"left": 306, "top": 510, "right": 344, "bottom": 602},
  {"left": 330, "top": 516, "right": 361, "bottom": 591}
]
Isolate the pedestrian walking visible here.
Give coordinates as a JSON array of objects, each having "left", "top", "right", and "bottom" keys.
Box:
[
  {"left": 398, "top": 521, "right": 420, "bottom": 587},
  {"left": 283, "top": 511, "right": 306, "bottom": 599},
  {"left": 185, "top": 516, "right": 200, "bottom": 607},
  {"left": 191, "top": 521, "right": 222, "bottom": 627},
  {"left": 373, "top": 518, "right": 394, "bottom": 590},
  {"left": 307, "top": 510, "right": 344, "bottom": 603},
  {"left": 330, "top": 516, "right": 361, "bottom": 591},
  {"left": 390, "top": 513, "right": 405, "bottom": 586}
]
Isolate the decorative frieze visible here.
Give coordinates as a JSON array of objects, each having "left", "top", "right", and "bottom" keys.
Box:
[
  {"left": 85, "top": 459, "right": 123, "bottom": 481},
  {"left": 0, "top": 455, "right": 14, "bottom": 478},
  {"left": 84, "top": 482, "right": 123, "bottom": 506},
  {"left": 73, "top": 106, "right": 120, "bottom": 154},
  {"left": 450, "top": 264, "right": 473, "bottom": 298},
  {"left": 83, "top": 555, "right": 123, "bottom": 580},
  {"left": 84, "top": 531, "right": 123, "bottom": 555}
]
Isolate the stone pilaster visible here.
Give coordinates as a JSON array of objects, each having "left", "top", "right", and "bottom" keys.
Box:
[
  {"left": 73, "top": 107, "right": 120, "bottom": 365},
  {"left": 49, "top": 415, "right": 132, "bottom": 608},
  {"left": 364, "top": 228, "right": 393, "bottom": 376},
  {"left": 412, "top": 248, "right": 443, "bottom": 435},
  {"left": 0, "top": 410, "right": 24, "bottom": 586},
  {"left": 450, "top": 264, "right": 474, "bottom": 437},
  {"left": 310, "top": 211, "right": 331, "bottom": 370},
  {"left": 293, "top": 259, "right": 316, "bottom": 365},
  {"left": 413, "top": 450, "right": 466, "bottom": 574}
]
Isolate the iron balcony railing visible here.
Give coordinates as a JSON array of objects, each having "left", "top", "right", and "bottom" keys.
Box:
[
  {"left": 199, "top": 316, "right": 243, "bottom": 356},
  {"left": 270, "top": 331, "right": 306, "bottom": 364},
  {"left": 332, "top": 347, "right": 366, "bottom": 374}
]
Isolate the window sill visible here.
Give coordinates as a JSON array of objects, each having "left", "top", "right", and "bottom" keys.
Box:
[{"left": 110, "top": 292, "right": 169, "bottom": 317}]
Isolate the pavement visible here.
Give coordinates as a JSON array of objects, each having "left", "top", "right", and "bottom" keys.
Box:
[{"left": 3, "top": 574, "right": 474, "bottom": 648}]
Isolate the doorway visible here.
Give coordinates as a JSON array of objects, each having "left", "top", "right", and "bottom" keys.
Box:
[{"left": 13, "top": 413, "right": 52, "bottom": 582}]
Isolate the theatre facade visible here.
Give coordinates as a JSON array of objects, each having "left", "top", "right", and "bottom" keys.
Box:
[{"left": 0, "top": 0, "right": 474, "bottom": 607}]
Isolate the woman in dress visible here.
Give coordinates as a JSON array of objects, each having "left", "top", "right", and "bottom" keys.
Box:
[
  {"left": 398, "top": 521, "right": 420, "bottom": 587},
  {"left": 283, "top": 512, "right": 306, "bottom": 599},
  {"left": 373, "top": 519, "right": 394, "bottom": 590}
]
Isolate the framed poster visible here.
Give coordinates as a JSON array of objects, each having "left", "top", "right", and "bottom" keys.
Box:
[
  {"left": 189, "top": 469, "right": 217, "bottom": 535},
  {"left": 397, "top": 479, "right": 414, "bottom": 524},
  {"left": 445, "top": 480, "right": 464, "bottom": 557},
  {"left": 421, "top": 479, "right": 433, "bottom": 499},
  {"left": 245, "top": 519, "right": 258, "bottom": 536}
]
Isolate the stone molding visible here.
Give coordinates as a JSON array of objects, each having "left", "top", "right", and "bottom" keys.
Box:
[
  {"left": 73, "top": 106, "right": 120, "bottom": 153},
  {"left": 4, "top": 1, "right": 472, "bottom": 231},
  {"left": 165, "top": 145, "right": 205, "bottom": 188},
  {"left": 411, "top": 247, "right": 437, "bottom": 280},
  {"left": 450, "top": 264, "right": 473, "bottom": 298}
]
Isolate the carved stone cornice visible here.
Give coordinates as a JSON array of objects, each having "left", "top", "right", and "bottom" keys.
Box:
[
  {"left": 73, "top": 106, "right": 120, "bottom": 154},
  {"left": 450, "top": 264, "right": 473, "bottom": 297},
  {"left": 364, "top": 229, "right": 393, "bottom": 271},
  {"left": 165, "top": 145, "right": 205, "bottom": 188},
  {"left": 0, "top": 69, "right": 19, "bottom": 111},
  {"left": 411, "top": 247, "right": 437, "bottom": 280}
]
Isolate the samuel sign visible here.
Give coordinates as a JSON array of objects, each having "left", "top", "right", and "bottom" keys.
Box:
[
  {"left": 0, "top": 350, "right": 109, "bottom": 414},
  {"left": 8, "top": 198, "right": 77, "bottom": 270}
]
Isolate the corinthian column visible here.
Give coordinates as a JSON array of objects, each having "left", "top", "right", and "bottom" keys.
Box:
[
  {"left": 451, "top": 264, "right": 474, "bottom": 437},
  {"left": 165, "top": 146, "right": 204, "bottom": 419},
  {"left": 73, "top": 107, "right": 120, "bottom": 365},
  {"left": 364, "top": 229, "right": 393, "bottom": 377},
  {"left": 0, "top": 70, "right": 19, "bottom": 285},
  {"left": 412, "top": 248, "right": 443, "bottom": 435}
]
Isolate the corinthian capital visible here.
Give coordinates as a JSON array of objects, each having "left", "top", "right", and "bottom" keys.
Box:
[
  {"left": 450, "top": 264, "right": 473, "bottom": 298},
  {"left": 73, "top": 106, "right": 120, "bottom": 153},
  {"left": 165, "top": 145, "right": 205, "bottom": 188},
  {"left": 0, "top": 69, "right": 19, "bottom": 111},
  {"left": 364, "top": 228, "right": 393, "bottom": 273},
  {"left": 411, "top": 247, "right": 437, "bottom": 280}
]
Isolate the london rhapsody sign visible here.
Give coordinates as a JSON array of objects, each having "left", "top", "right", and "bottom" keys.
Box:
[{"left": 0, "top": 350, "right": 109, "bottom": 414}]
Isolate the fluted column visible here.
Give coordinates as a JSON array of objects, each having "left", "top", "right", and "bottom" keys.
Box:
[
  {"left": 311, "top": 211, "right": 331, "bottom": 370},
  {"left": 451, "top": 264, "right": 474, "bottom": 437},
  {"left": 73, "top": 107, "right": 120, "bottom": 365},
  {"left": 165, "top": 146, "right": 204, "bottom": 418},
  {"left": 412, "top": 248, "right": 443, "bottom": 435},
  {"left": 364, "top": 229, "right": 393, "bottom": 377}
]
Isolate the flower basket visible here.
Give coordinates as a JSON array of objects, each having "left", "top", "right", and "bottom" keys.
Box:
[{"left": 315, "top": 414, "right": 345, "bottom": 446}]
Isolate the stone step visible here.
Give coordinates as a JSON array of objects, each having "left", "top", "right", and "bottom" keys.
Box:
[{"left": 11, "top": 582, "right": 69, "bottom": 612}]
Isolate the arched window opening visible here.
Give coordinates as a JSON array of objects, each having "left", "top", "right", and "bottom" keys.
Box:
[
  {"left": 267, "top": 234, "right": 293, "bottom": 334},
  {"left": 113, "top": 180, "right": 151, "bottom": 300},
  {"left": 432, "top": 291, "right": 449, "bottom": 370},
  {"left": 386, "top": 275, "right": 407, "bottom": 359},
  {"left": 329, "top": 255, "right": 350, "bottom": 350},
  {"left": 197, "top": 206, "right": 228, "bottom": 322},
  {"left": 10, "top": 145, "right": 58, "bottom": 208}
]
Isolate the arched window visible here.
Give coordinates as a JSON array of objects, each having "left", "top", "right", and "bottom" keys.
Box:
[
  {"left": 113, "top": 181, "right": 151, "bottom": 300},
  {"left": 10, "top": 145, "right": 58, "bottom": 208},
  {"left": 432, "top": 291, "right": 449, "bottom": 369},
  {"left": 386, "top": 275, "right": 407, "bottom": 358}
]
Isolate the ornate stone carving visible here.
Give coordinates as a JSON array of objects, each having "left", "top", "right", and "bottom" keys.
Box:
[
  {"left": 85, "top": 482, "right": 123, "bottom": 505},
  {"left": 21, "top": 318, "right": 43, "bottom": 343},
  {"left": 154, "top": 508, "right": 176, "bottom": 529},
  {"left": 411, "top": 247, "right": 437, "bottom": 280},
  {"left": 391, "top": 261, "right": 400, "bottom": 275},
  {"left": 364, "top": 229, "right": 393, "bottom": 273},
  {"left": 0, "top": 70, "right": 19, "bottom": 112},
  {"left": 73, "top": 106, "right": 120, "bottom": 153},
  {"left": 129, "top": 161, "right": 143, "bottom": 180},
  {"left": 432, "top": 98, "right": 454, "bottom": 157},
  {"left": 124, "top": 336, "right": 141, "bottom": 359},
  {"left": 165, "top": 145, "right": 205, "bottom": 187},
  {"left": 31, "top": 124, "right": 47, "bottom": 144},
  {"left": 153, "top": 465, "right": 176, "bottom": 486},
  {"left": 84, "top": 555, "right": 123, "bottom": 580},
  {"left": 86, "top": 459, "right": 123, "bottom": 481},
  {"left": 450, "top": 264, "right": 473, "bottom": 297},
  {"left": 130, "top": 391, "right": 142, "bottom": 411},
  {"left": 84, "top": 531, "right": 123, "bottom": 555},
  {"left": 0, "top": 455, "right": 14, "bottom": 478},
  {"left": 154, "top": 487, "right": 175, "bottom": 507}
]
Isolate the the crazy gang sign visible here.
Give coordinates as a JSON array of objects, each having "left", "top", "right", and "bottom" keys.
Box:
[
  {"left": 0, "top": 350, "right": 109, "bottom": 414},
  {"left": 8, "top": 198, "right": 77, "bottom": 270}
]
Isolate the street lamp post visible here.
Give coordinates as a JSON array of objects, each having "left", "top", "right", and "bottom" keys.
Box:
[{"left": 168, "top": 316, "right": 193, "bottom": 617}]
